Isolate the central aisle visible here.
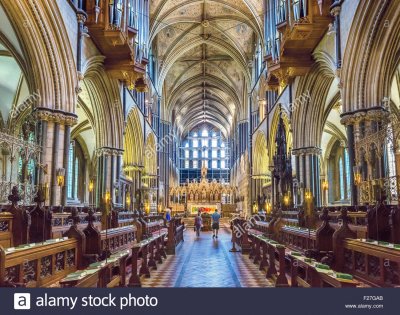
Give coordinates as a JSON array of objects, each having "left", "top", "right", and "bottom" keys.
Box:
[{"left": 141, "top": 228, "right": 273, "bottom": 287}]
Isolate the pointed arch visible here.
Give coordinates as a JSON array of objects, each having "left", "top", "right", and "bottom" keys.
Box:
[
  {"left": 1, "top": 0, "right": 78, "bottom": 112},
  {"left": 124, "top": 107, "right": 144, "bottom": 169}
]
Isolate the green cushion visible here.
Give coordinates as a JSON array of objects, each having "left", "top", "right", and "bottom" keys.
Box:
[
  {"left": 315, "top": 263, "right": 330, "bottom": 270},
  {"left": 336, "top": 273, "right": 353, "bottom": 280}
]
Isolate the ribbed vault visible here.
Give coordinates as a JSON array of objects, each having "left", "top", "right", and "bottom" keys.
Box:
[{"left": 151, "top": 0, "right": 264, "bottom": 138}]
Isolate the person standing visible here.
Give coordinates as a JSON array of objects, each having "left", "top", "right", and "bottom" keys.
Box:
[
  {"left": 211, "top": 209, "right": 221, "bottom": 239},
  {"left": 194, "top": 211, "right": 202, "bottom": 237},
  {"left": 164, "top": 208, "right": 171, "bottom": 222}
]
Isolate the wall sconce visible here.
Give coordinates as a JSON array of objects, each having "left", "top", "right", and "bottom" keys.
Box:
[
  {"left": 126, "top": 192, "right": 131, "bottom": 209},
  {"left": 39, "top": 182, "right": 49, "bottom": 203},
  {"left": 322, "top": 180, "right": 329, "bottom": 191},
  {"left": 304, "top": 189, "right": 313, "bottom": 202},
  {"left": 253, "top": 202, "right": 258, "bottom": 213},
  {"left": 283, "top": 193, "right": 290, "bottom": 206},
  {"left": 104, "top": 191, "right": 111, "bottom": 204},
  {"left": 265, "top": 200, "right": 272, "bottom": 214},
  {"left": 44, "top": 182, "right": 49, "bottom": 201},
  {"left": 353, "top": 165, "right": 362, "bottom": 186},
  {"left": 88, "top": 179, "right": 94, "bottom": 193},
  {"left": 56, "top": 168, "right": 65, "bottom": 187}
]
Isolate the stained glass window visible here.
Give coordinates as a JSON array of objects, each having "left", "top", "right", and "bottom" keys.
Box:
[
  {"left": 67, "top": 144, "right": 74, "bottom": 199},
  {"left": 344, "top": 149, "right": 350, "bottom": 199},
  {"left": 339, "top": 157, "right": 344, "bottom": 200}
]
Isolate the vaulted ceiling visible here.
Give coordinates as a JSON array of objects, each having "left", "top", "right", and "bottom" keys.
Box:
[{"left": 150, "top": 0, "right": 264, "bottom": 138}]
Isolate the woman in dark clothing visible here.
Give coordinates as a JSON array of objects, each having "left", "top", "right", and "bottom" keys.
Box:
[{"left": 194, "top": 211, "right": 203, "bottom": 237}]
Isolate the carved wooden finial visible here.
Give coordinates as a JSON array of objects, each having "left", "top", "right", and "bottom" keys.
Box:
[
  {"left": 8, "top": 186, "right": 21, "bottom": 206},
  {"left": 319, "top": 207, "right": 330, "bottom": 222},
  {"left": 338, "top": 207, "right": 350, "bottom": 224},
  {"left": 86, "top": 208, "right": 96, "bottom": 226},
  {"left": 33, "top": 186, "right": 46, "bottom": 205},
  {"left": 69, "top": 208, "right": 81, "bottom": 226}
]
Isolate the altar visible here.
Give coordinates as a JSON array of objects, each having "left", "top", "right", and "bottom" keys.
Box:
[
  {"left": 169, "top": 162, "right": 235, "bottom": 216},
  {"left": 188, "top": 203, "right": 220, "bottom": 215}
]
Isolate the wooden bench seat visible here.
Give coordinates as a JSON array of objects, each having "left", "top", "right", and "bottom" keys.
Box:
[
  {"left": 59, "top": 249, "right": 130, "bottom": 288},
  {"left": 248, "top": 232, "right": 288, "bottom": 287},
  {"left": 0, "top": 237, "right": 78, "bottom": 287},
  {"left": 280, "top": 225, "right": 316, "bottom": 252},
  {"left": 51, "top": 212, "right": 102, "bottom": 239},
  {"left": 128, "top": 232, "right": 168, "bottom": 287},
  {"left": 286, "top": 251, "right": 359, "bottom": 288},
  {"left": 166, "top": 217, "right": 184, "bottom": 255},
  {"left": 338, "top": 238, "right": 400, "bottom": 287},
  {"left": 100, "top": 226, "right": 136, "bottom": 254}
]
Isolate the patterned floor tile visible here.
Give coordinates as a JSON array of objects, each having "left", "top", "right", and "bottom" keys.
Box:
[{"left": 141, "top": 228, "right": 273, "bottom": 288}]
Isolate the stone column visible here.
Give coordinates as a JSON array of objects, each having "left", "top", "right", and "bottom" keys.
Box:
[
  {"left": 62, "top": 124, "right": 71, "bottom": 206},
  {"left": 36, "top": 109, "right": 77, "bottom": 206},
  {"left": 341, "top": 107, "right": 388, "bottom": 205},
  {"left": 292, "top": 147, "right": 321, "bottom": 207},
  {"left": 330, "top": 2, "right": 342, "bottom": 70},
  {"left": 36, "top": 119, "right": 48, "bottom": 185},
  {"left": 76, "top": 11, "right": 87, "bottom": 74},
  {"left": 95, "top": 147, "right": 123, "bottom": 206},
  {"left": 50, "top": 122, "right": 60, "bottom": 206},
  {"left": 345, "top": 123, "right": 357, "bottom": 205}
]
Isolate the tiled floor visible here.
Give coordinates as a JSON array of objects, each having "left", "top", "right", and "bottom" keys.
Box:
[{"left": 141, "top": 228, "right": 273, "bottom": 288}]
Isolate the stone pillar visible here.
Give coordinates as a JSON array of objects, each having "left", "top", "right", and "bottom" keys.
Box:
[
  {"left": 36, "top": 109, "right": 77, "bottom": 206},
  {"left": 292, "top": 147, "right": 322, "bottom": 207},
  {"left": 62, "top": 124, "right": 71, "bottom": 206},
  {"left": 341, "top": 107, "right": 388, "bottom": 205},
  {"left": 36, "top": 119, "right": 48, "bottom": 185},
  {"left": 116, "top": 153, "right": 122, "bottom": 204},
  {"left": 248, "top": 93, "right": 253, "bottom": 210},
  {"left": 50, "top": 122, "right": 60, "bottom": 206},
  {"left": 330, "top": 2, "right": 342, "bottom": 70},
  {"left": 76, "top": 11, "right": 87, "bottom": 74},
  {"left": 345, "top": 123, "right": 357, "bottom": 205},
  {"left": 95, "top": 147, "right": 123, "bottom": 206}
]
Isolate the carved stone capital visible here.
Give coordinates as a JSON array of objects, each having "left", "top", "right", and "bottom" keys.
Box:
[
  {"left": 292, "top": 146, "right": 321, "bottom": 156},
  {"left": 340, "top": 106, "right": 388, "bottom": 126},
  {"left": 35, "top": 108, "right": 78, "bottom": 126},
  {"left": 77, "top": 13, "right": 87, "bottom": 24},
  {"left": 330, "top": 5, "right": 341, "bottom": 17},
  {"left": 95, "top": 147, "right": 124, "bottom": 157}
]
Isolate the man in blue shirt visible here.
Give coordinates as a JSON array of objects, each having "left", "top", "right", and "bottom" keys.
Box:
[{"left": 211, "top": 209, "right": 221, "bottom": 239}]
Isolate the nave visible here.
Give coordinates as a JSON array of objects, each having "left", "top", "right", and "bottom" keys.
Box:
[{"left": 141, "top": 227, "right": 273, "bottom": 288}]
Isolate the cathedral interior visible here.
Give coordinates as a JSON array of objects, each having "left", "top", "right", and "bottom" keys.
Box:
[{"left": 0, "top": 0, "right": 400, "bottom": 288}]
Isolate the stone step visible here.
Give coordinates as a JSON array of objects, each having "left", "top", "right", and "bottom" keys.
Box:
[{"left": 183, "top": 217, "right": 230, "bottom": 228}]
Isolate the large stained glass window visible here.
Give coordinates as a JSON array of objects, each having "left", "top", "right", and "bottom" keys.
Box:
[{"left": 180, "top": 124, "right": 230, "bottom": 184}]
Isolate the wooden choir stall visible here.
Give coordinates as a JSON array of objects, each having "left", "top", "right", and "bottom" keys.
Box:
[
  {"left": 0, "top": 187, "right": 185, "bottom": 288},
  {"left": 230, "top": 203, "right": 400, "bottom": 288}
]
